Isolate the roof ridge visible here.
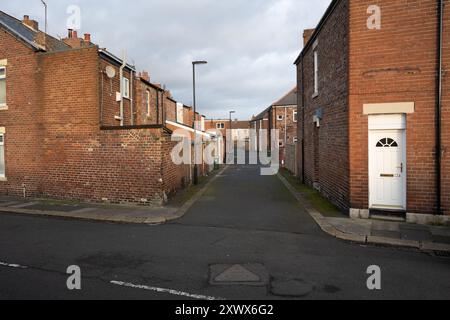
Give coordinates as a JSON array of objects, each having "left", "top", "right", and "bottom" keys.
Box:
[
  {"left": 272, "top": 86, "right": 297, "bottom": 106},
  {"left": 0, "top": 10, "right": 24, "bottom": 24}
]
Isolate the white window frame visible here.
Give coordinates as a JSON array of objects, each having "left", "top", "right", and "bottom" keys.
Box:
[
  {"left": 123, "top": 77, "right": 130, "bottom": 99},
  {"left": 0, "top": 133, "right": 5, "bottom": 178},
  {"left": 293, "top": 137, "right": 298, "bottom": 143},
  {"left": 216, "top": 123, "right": 225, "bottom": 129},
  {"left": 313, "top": 41, "right": 319, "bottom": 97},
  {"left": 0, "top": 66, "right": 6, "bottom": 108},
  {"left": 293, "top": 111, "right": 298, "bottom": 123},
  {"left": 146, "top": 90, "right": 151, "bottom": 116},
  {"left": 277, "top": 115, "right": 284, "bottom": 121}
]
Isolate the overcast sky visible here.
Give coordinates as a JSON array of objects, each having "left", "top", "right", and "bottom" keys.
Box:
[{"left": 2, "top": 0, "right": 331, "bottom": 120}]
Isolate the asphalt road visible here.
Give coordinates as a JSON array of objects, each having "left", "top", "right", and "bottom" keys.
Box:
[{"left": 0, "top": 165, "right": 449, "bottom": 300}]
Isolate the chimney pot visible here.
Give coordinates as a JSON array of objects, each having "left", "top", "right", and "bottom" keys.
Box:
[
  {"left": 72, "top": 30, "right": 78, "bottom": 39},
  {"left": 23, "top": 15, "right": 30, "bottom": 21},
  {"left": 84, "top": 33, "right": 91, "bottom": 42},
  {"left": 68, "top": 29, "right": 73, "bottom": 38}
]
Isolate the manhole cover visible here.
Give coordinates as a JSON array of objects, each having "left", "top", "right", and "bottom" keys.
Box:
[
  {"left": 270, "top": 279, "right": 315, "bottom": 297},
  {"left": 209, "top": 264, "right": 268, "bottom": 286}
]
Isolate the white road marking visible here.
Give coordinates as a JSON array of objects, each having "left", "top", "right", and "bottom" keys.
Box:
[
  {"left": 110, "top": 280, "right": 223, "bottom": 300},
  {"left": 0, "top": 261, "right": 222, "bottom": 300},
  {"left": 0, "top": 261, "right": 28, "bottom": 269}
]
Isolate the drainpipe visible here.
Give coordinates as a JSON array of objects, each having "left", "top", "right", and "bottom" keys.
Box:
[
  {"left": 284, "top": 106, "right": 288, "bottom": 145},
  {"left": 119, "top": 51, "right": 127, "bottom": 127},
  {"left": 436, "top": 0, "right": 443, "bottom": 215},
  {"left": 130, "top": 70, "right": 134, "bottom": 125},
  {"left": 156, "top": 89, "right": 160, "bottom": 125},
  {"left": 100, "top": 69, "right": 104, "bottom": 126},
  {"left": 301, "top": 54, "right": 305, "bottom": 184}
]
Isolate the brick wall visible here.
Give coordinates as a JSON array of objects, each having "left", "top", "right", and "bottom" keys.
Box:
[
  {"left": 0, "top": 32, "right": 189, "bottom": 205},
  {"left": 183, "top": 106, "right": 193, "bottom": 127},
  {"left": 99, "top": 58, "right": 133, "bottom": 127},
  {"left": 271, "top": 106, "right": 298, "bottom": 166},
  {"left": 441, "top": 0, "right": 449, "bottom": 215},
  {"left": 297, "top": 0, "right": 350, "bottom": 210},
  {"left": 164, "top": 96, "right": 177, "bottom": 123},
  {"left": 0, "top": 29, "right": 42, "bottom": 197},
  {"left": 349, "top": 0, "right": 445, "bottom": 215},
  {"left": 134, "top": 78, "right": 163, "bottom": 125}
]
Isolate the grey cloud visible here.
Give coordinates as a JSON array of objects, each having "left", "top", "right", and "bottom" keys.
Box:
[{"left": 2, "top": 0, "right": 331, "bottom": 119}]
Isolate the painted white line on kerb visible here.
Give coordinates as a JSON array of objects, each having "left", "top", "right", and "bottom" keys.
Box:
[
  {"left": 0, "top": 261, "right": 28, "bottom": 269},
  {"left": 110, "top": 280, "right": 223, "bottom": 300}
]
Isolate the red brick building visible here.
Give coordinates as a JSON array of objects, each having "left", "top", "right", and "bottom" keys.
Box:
[
  {"left": 205, "top": 119, "right": 250, "bottom": 162},
  {"left": 0, "top": 11, "right": 211, "bottom": 205},
  {"left": 295, "top": 0, "right": 449, "bottom": 220},
  {"left": 251, "top": 87, "right": 298, "bottom": 166}
]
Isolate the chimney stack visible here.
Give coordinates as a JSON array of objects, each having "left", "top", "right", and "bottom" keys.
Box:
[
  {"left": 64, "top": 29, "right": 93, "bottom": 48},
  {"left": 303, "top": 28, "right": 316, "bottom": 47},
  {"left": 140, "top": 71, "right": 150, "bottom": 82},
  {"left": 22, "top": 15, "right": 39, "bottom": 31}
]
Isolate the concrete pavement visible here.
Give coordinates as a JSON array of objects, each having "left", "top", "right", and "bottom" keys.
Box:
[
  {"left": 0, "top": 165, "right": 449, "bottom": 300},
  {"left": 278, "top": 172, "right": 450, "bottom": 253},
  {"left": 0, "top": 166, "right": 227, "bottom": 225}
]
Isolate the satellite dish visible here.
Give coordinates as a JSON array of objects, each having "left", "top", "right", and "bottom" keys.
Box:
[{"left": 105, "top": 66, "right": 116, "bottom": 79}]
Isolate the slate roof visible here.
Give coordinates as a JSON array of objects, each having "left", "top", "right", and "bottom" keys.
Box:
[
  {"left": 252, "top": 87, "right": 298, "bottom": 121},
  {"left": 272, "top": 87, "right": 297, "bottom": 106},
  {"left": 252, "top": 106, "right": 271, "bottom": 122},
  {"left": 0, "top": 10, "right": 70, "bottom": 52}
]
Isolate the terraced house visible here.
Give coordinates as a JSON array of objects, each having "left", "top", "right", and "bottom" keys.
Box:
[
  {"left": 251, "top": 87, "right": 298, "bottom": 166},
  {"left": 0, "top": 10, "right": 213, "bottom": 205},
  {"left": 295, "top": 0, "right": 449, "bottom": 221}
]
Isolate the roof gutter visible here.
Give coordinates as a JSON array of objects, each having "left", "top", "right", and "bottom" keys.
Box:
[
  {"left": 99, "top": 49, "right": 135, "bottom": 71},
  {"left": 436, "top": 0, "right": 444, "bottom": 215}
]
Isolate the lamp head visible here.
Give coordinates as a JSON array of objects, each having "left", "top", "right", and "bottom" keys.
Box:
[{"left": 193, "top": 61, "right": 208, "bottom": 65}]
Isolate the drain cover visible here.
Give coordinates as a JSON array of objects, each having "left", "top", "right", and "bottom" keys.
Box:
[
  {"left": 209, "top": 264, "right": 268, "bottom": 286},
  {"left": 270, "top": 279, "right": 315, "bottom": 297}
]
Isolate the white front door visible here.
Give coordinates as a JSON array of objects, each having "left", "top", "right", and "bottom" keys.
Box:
[{"left": 369, "top": 129, "right": 406, "bottom": 210}]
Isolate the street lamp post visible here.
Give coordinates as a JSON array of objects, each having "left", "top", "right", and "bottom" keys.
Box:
[
  {"left": 192, "top": 61, "right": 208, "bottom": 185},
  {"left": 228, "top": 110, "right": 236, "bottom": 163},
  {"left": 229, "top": 110, "right": 236, "bottom": 133}
]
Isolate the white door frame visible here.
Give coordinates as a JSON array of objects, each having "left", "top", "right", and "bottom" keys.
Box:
[{"left": 368, "top": 114, "right": 407, "bottom": 211}]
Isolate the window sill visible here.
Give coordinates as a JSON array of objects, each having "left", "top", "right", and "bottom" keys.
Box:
[
  {"left": 0, "top": 177, "right": 7, "bottom": 182},
  {"left": 0, "top": 105, "right": 8, "bottom": 110},
  {"left": 312, "top": 92, "right": 319, "bottom": 99}
]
